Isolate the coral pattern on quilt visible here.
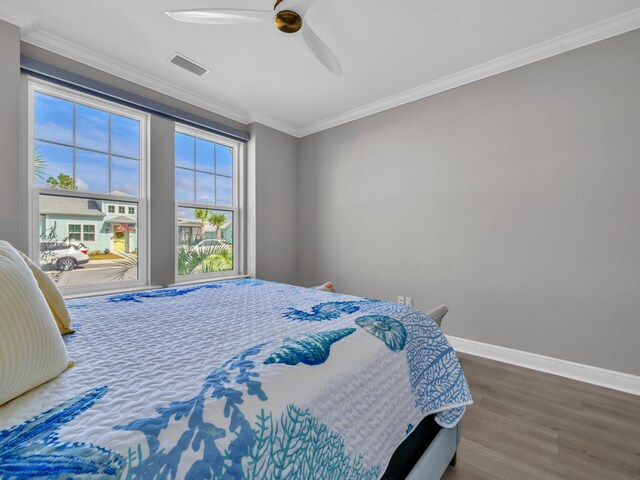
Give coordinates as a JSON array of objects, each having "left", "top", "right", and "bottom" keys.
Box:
[{"left": 0, "top": 279, "right": 471, "bottom": 479}]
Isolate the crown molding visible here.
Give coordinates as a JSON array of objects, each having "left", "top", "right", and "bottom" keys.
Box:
[
  {"left": 247, "top": 113, "right": 299, "bottom": 138},
  {"left": 447, "top": 335, "right": 640, "bottom": 396},
  {"left": 23, "top": 30, "right": 251, "bottom": 125},
  {"left": 0, "top": 8, "right": 38, "bottom": 35},
  {"left": 16, "top": 7, "right": 640, "bottom": 140},
  {"left": 298, "top": 7, "right": 640, "bottom": 137}
]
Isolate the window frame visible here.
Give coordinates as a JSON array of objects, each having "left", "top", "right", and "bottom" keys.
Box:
[
  {"left": 27, "top": 78, "right": 150, "bottom": 296},
  {"left": 174, "top": 124, "right": 242, "bottom": 281}
]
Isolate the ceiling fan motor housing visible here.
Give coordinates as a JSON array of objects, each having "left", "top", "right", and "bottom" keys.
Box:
[{"left": 275, "top": 10, "right": 302, "bottom": 33}]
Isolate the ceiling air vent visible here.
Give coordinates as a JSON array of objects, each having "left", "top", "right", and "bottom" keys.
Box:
[{"left": 169, "top": 53, "right": 209, "bottom": 76}]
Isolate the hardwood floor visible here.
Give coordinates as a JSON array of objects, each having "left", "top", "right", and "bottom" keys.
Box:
[{"left": 441, "top": 353, "right": 640, "bottom": 480}]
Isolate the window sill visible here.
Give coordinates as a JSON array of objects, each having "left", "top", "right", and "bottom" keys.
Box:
[
  {"left": 64, "top": 285, "right": 164, "bottom": 300},
  {"left": 63, "top": 276, "right": 250, "bottom": 300},
  {"left": 167, "top": 275, "right": 250, "bottom": 288}
]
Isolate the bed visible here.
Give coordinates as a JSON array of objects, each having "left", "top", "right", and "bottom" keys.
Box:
[{"left": 0, "top": 279, "right": 471, "bottom": 479}]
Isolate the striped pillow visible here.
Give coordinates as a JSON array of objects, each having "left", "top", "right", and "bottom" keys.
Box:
[{"left": 0, "top": 241, "right": 68, "bottom": 406}]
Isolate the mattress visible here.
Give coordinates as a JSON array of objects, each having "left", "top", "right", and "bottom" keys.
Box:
[{"left": 0, "top": 279, "right": 472, "bottom": 479}]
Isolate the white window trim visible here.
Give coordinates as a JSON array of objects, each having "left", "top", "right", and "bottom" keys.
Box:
[
  {"left": 27, "top": 78, "right": 150, "bottom": 296},
  {"left": 175, "top": 124, "right": 243, "bottom": 281}
]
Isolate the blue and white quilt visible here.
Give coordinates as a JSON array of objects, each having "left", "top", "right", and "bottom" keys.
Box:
[{"left": 0, "top": 279, "right": 472, "bottom": 479}]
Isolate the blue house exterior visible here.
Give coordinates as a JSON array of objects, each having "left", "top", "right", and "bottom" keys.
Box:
[{"left": 39, "top": 196, "right": 138, "bottom": 253}]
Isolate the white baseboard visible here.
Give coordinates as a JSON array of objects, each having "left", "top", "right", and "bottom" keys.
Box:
[{"left": 447, "top": 335, "right": 640, "bottom": 396}]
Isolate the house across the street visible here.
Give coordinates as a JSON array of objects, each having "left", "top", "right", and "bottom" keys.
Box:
[
  {"left": 40, "top": 196, "right": 232, "bottom": 252},
  {"left": 39, "top": 196, "right": 138, "bottom": 253},
  {"left": 177, "top": 219, "right": 233, "bottom": 245}
]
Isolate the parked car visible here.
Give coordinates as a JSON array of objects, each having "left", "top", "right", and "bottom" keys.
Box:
[
  {"left": 179, "top": 239, "right": 229, "bottom": 251},
  {"left": 195, "top": 239, "right": 228, "bottom": 249},
  {"left": 39, "top": 242, "right": 90, "bottom": 271}
]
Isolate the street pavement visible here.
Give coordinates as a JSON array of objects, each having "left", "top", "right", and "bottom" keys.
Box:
[{"left": 52, "top": 259, "right": 138, "bottom": 288}]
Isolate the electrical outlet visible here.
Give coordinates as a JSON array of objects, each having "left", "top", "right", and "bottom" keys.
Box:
[
  {"left": 405, "top": 297, "right": 413, "bottom": 307},
  {"left": 397, "top": 296, "right": 405, "bottom": 304}
]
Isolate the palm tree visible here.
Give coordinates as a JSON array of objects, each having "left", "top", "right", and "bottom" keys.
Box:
[
  {"left": 33, "top": 149, "right": 48, "bottom": 183},
  {"left": 194, "top": 209, "right": 211, "bottom": 243},
  {"left": 208, "top": 213, "right": 227, "bottom": 241},
  {"left": 177, "top": 244, "right": 232, "bottom": 275}
]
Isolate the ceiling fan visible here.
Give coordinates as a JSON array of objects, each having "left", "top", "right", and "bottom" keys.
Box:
[{"left": 166, "top": 0, "right": 343, "bottom": 76}]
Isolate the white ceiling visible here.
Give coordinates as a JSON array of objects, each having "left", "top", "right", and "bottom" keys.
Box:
[{"left": 2, "top": 0, "right": 640, "bottom": 136}]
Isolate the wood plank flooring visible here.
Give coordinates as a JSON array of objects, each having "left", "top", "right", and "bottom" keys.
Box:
[{"left": 441, "top": 353, "right": 640, "bottom": 480}]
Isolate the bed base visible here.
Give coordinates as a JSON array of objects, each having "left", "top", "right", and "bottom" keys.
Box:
[{"left": 405, "top": 422, "right": 460, "bottom": 480}]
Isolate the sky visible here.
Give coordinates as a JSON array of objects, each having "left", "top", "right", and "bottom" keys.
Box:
[
  {"left": 35, "top": 92, "right": 234, "bottom": 207},
  {"left": 34, "top": 92, "right": 140, "bottom": 197},
  {"left": 175, "top": 132, "right": 233, "bottom": 206}
]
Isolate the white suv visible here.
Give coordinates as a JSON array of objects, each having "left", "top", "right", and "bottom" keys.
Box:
[{"left": 39, "top": 242, "right": 90, "bottom": 271}]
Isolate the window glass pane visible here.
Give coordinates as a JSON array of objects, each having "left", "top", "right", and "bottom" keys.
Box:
[
  {"left": 34, "top": 141, "right": 74, "bottom": 189},
  {"left": 39, "top": 193, "right": 139, "bottom": 286},
  {"left": 196, "top": 138, "right": 215, "bottom": 173},
  {"left": 215, "top": 144, "right": 233, "bottom": 177},
  {"left": 175, "top": 167, "right": 195, "bottom": 203},
  {"left": 111, "top": 156, "right": 139, "bottom": 197},
  {"left": 76, "top": 149, "right": 109, "bottom": 193},
  {"left": 76, "top": 104, "right": 109, "bottom": 152},
  {"left": 108, "top": 205, "right": 115, "bottom": 213},
  {"left": 196, "top": 172, "right": 216, "bottom": 205},
  {"left": 118, "top": 206, "right": 126, "bottom": 214},
  {"left": 83, "top": 225, "right": 96, "bottom": 242},
  {"left": 111, "top": 114, "right": 140, "bottom": 159},
  {"left": 216, "top": 175, "right": 233, "bottom": 206},
  {"left": 68, "top": 233, "right": 81, "bottom": 242},
  {"left": 34, "top": 93, "right": 74, "bottom": 145},
  {"left": 128, "top": 207, "right": 135, "bottom": 215},
  {"left": 175, "top": 132, "right": 194, "bottom": 169},
  {"left": 177, "top": 207, "right": 233, "bottom": 276}
]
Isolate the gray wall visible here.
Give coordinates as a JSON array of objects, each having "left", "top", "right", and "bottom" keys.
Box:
[
  {"left": 148, "top": 116, "right": 176, "bottom": 287},
  {"left": 247, "top": 123, "right": 298, "bottom": 284},
  {"left": 298, "top": 30, "right": 640, "bottom": 375},
  {"left": 0, "top": 20, "right": 21, "bottom": 247}
]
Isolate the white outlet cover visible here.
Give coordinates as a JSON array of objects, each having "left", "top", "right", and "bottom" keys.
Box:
[{"left": 405, "top": 297, "right": 413, "bottom": 307}]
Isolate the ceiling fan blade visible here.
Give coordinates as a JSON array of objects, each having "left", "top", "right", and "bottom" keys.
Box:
[
  {"left": 277, "top": 0, "right": 318, "bottom": 18},
  {"left": 166, "top": 9, "right": 272, "bottom": 25},
  {"left": 300, "top": 23, "right": 343, "bottom": 76}
]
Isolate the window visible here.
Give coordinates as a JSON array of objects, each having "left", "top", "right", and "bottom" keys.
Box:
[
  {"left": 175, "top": 126, "right": 240, "bottom": 278},
  {"left": 83, "top": 225, "right": 96, "bottom": 242},
  {"left": 68, "top": 224, "right": 82, "bottom": 242},
  {"left": 30, "top": 80, "right": 147, "bottom": 294}
]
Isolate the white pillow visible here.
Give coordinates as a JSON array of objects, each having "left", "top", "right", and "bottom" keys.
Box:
[
  {"left": 312, "top": 281, "right": 335, "bottom": 293},
  {"left": 0, "top": 241, "right": 68, "bottom": 406}
]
